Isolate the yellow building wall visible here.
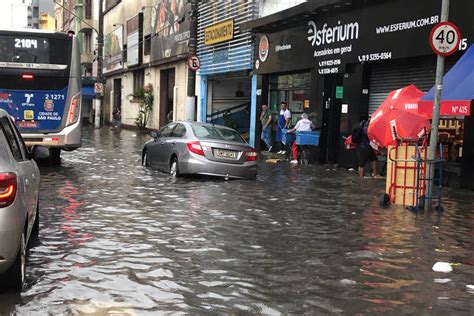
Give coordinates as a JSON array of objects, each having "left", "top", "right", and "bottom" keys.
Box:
[{"left": 40, "top": 13, "right": 56, "bottom": 31}]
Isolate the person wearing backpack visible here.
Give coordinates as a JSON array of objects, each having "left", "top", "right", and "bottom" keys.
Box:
[{"left": 351, "top": 120, "right": 378, "bottom": 178}]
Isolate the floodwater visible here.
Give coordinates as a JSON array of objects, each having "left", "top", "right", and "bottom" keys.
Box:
[{"left": 1, "top": 126, "right": 473, "bottom": 315}]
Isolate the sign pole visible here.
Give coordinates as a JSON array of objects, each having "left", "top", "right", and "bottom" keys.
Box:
[
  {"left": 185, "top": 0, "right": 198, "bottom": 121},
  {"left": 425, "top": 0, "right": 450, "bottom": 210}
]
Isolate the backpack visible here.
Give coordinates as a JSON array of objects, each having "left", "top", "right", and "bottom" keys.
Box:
[{"left": 351, "top": 126, "right": 363, "bottom": 144}]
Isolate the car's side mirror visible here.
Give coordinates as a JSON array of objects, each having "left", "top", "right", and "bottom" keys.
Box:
[
  {"left": 149, "top": 130, "right": 158, "bottom": 139},
  {"left": 26, "top": 146, "right": 35, "bottom": 160}
]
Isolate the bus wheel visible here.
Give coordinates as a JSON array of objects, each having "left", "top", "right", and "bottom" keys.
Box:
[{"left": 50, "top": 148, "right": 61, "bottom": 165}]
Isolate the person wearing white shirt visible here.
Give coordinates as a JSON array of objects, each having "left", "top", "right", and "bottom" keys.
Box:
[
  {"left": 287, "top": 113, "right": 315, "bottom": 163},
  {"left": 276, "top": 102, "right": 292, "bottom": 154}
]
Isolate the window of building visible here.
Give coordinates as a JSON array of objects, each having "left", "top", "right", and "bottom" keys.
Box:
[
  {"left": 133, "top": 69, "right": 144, "bottom": 92},
  {"left": 144, "top": 34, "right": 151, "bottom": 56},
  {"left": 84, "top": 0, "right": 92, "bottom": 19},
  {"left": 269, "top": 72, "right": 311, "bottom": 126},
  {"left": 85, "top": 31, "right": 92, "bottom": 54}
]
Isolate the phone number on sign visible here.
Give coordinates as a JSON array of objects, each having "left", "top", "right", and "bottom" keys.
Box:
[{"left": 358, "top": 52, "right": 392, "bottom": 62}]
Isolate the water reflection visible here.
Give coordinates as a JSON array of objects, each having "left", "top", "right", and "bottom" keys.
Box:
[{"left": 0, "top": 126, "right": 472, "bottom": 314}]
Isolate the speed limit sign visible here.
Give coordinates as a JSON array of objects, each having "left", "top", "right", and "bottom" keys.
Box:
[
  {"left": 188, "top": 55, "right": 201, "bottom": 71},
  {"left": 430, "top": 22, "right": 461, "bottom": 56}
]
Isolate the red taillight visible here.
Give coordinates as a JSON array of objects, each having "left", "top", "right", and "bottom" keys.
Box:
[
  {"left": 66, "top": 94, "right": 80, "bottom": 126},
  {"left": 187, "top": 141, "right": 205, "bottom": 156},
  {"left": 22, "top": 74, "right": 34, "bottom": 80},
  {"left": 0, "top": 173, "right": 17, "bottom": 208},
  {"left": 245, "top": 149, "right": 258, "bottom": 161}
]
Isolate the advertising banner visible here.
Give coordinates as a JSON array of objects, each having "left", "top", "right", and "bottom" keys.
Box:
[
  {"left": 254, "top": 0, "right": 474, "bottom": 74},
  {"left": 150, "top": 0, "right": 191, "bottom": 62},
  {"left": 104, "top": 26, "right": 123, "bottom": 73},
  {"left": 0, "top": 87, "right": 68, "bottom": 131},
  {"left": 127, "top": 13, "right": 143, "bottom": 67}
]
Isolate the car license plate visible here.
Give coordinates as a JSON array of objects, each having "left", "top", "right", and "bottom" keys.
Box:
[{"left": 215, "top": 149, "right": 237, "bottom": 159}]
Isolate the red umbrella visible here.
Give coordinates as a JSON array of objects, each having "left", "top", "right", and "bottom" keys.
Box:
[{"left": 368, "top": 85, "right": 431, "bottom": 148}]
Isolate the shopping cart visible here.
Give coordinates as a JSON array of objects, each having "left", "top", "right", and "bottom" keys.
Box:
[{"left": 296, "top": 131, "right": 320, "bottom": 165}]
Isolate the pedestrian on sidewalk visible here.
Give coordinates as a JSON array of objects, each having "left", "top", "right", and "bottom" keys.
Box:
[
  {"left": 276, "top": 102, "right": 291, "bottom": 154},
  {"left": 352, "top": 120, "right": 378, "bottom": 178},
  {"left": 287, "top": 113, "right": 315, "bottom": 164},
  {"left": 260, "top": 103, "right": 273, "bottom": 152}
]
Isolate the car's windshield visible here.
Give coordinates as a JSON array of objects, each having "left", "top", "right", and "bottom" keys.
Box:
[{"left": 191, "top": 125, "right": 245, "bottom": 143}]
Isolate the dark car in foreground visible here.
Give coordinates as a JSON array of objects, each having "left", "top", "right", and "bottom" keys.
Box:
[
  {"left": 142, "top": 122, "right": 257, "bottom": 179},
  {"left": 0, "top": 110, "right": 40, "bottom": 291}
]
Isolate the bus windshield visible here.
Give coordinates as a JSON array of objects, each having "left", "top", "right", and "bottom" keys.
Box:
[{"left": 0, "top": 35, "right": 70, "bottom": 69}]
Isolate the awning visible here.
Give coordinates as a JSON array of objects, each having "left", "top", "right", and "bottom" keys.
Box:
[
  {"left": 82, "top": 86, "right": 96, "bottom": 100},
  {"left": 419, "top": 45, "right": 474, "bottom": 117}
]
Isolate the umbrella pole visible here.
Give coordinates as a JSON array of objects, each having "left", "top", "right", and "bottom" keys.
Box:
[{"left": 426, "top": 0, "right": 450, "bottom": 210}]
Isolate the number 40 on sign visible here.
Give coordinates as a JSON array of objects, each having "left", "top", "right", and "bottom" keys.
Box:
[{"left": 430, "top": 22, "right": 461, "bottom": 56}]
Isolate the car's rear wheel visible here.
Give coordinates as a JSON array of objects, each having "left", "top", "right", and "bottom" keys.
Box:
[
  {"left": 170, "top": 158, "right": 180, "bottom": 178},
  {"left": 143, "top": 150, "right": 150, "bottom": 167},
  {"left": 2, "top": 233, "right": 26, "bottom": 291}
]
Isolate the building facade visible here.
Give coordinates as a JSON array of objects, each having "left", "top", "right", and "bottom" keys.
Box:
[
  {"left": 0, "top": 0, "right": 29, "bottom": 29},
  {"left": 39, "top": 13, "right": 56, "bottom": 30},
  {"left": 196, "top": 0, "right": 257, "bottom": 145},
  {"left": 27, "top": 0, "right": 40, "bottom": 29},
  {"left": 55, "top": 0, "right": 99, "bottom": 123},
  {"left": 102, "top": 0, "right": 194, "bottom": 130},
  {"left": 244, "top": 0, "right": 474, "bottom": 187}
]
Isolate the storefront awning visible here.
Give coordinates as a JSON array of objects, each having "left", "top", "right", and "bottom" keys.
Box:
[
  {"left": 419, "top": 45, "right": 474, "bottom": 117},
  {"left": 82, "top": 86, "right": 96, "bottom": 100}
]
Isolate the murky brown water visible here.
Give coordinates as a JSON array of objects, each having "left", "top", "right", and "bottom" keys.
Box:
[{"left": 1, "top": 126, "right": 473, "bottom": 315}]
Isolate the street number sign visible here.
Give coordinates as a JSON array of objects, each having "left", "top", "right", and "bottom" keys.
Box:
[
  {"left": 430, "top": 22, "right": 461, "bottom": 56},
  {"left": 188, "top": 55, "right": 201, "bottom": 71}
]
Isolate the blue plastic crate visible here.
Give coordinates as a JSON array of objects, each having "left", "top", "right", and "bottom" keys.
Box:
[
  {"left": 296, "top": 131, "right": 320, "bottom": 146},
  {"left": 281, "top": 129, "right": 295, "bottom": 145}
]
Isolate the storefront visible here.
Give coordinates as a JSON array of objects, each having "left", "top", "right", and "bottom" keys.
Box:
[
  {"left": 197, "top": 1, "right": 256, "bottom": 143},
  {"left": 245, "top": 0, "right": 473, "bottom": 176}
]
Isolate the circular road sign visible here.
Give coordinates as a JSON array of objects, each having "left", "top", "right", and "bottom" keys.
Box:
[
  {"left": 430, "top": 22, "right": 461, "bottom": 56},
  {"left": 188, "top": 55, "right": 201, "bottom": 71}
]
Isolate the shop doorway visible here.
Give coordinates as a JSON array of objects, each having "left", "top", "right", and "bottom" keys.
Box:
[
  {"left": 160, "top": 68, "right": 175, "bottom": 126},
  {"left": 113, "top": 79, "right": 122, "bottom": 123},
  {"left": 321, "top": 74, "right": 343, "bottom": 164}
]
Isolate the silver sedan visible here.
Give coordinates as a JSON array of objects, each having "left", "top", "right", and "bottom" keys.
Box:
[
  {"left": 142, "top": 122, "right": 257, "bottom": 180},
  {"left": 0, "top": 109, "right": 40, "bottom": 291}
]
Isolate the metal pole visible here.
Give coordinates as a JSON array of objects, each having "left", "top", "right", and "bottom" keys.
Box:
[
  {"left": 425, "top": 0, "right": 450, "bottom": 209},
  {"left": 95, "top": 0, "right": 104, "bottom": 128},
  {"left": 185, "top": 0, "right": 198, "bottom": 121}
]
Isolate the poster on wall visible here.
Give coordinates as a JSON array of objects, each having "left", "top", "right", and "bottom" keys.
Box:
[
  {"left": 104, "top": 26, "right": 123, "bottom": 73},
  {"left": 150, "top": 0, "right": 191, "bottom": 62},
  {"left": 127, "top": 13, "right": 143, "bottom": 67}
]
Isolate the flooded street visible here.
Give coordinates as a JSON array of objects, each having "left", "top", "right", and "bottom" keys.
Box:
[{"left": 1, "top": 126, "right": 473, "bottom": 315}]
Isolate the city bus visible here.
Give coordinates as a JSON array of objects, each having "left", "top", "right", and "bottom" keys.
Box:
[{"left": 0, "top": 29, "right": 82, "bottom": 163}]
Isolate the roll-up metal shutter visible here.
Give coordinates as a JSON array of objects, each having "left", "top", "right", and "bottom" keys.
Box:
[{"left": 368, "top": 56, "right": 455, "bottom": 115}]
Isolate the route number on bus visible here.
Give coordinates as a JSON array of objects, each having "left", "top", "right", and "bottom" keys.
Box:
[{"left": 15, "top": 38, "right": 38, "bottom": 49}]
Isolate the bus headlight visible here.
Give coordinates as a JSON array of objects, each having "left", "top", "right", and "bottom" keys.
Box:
[{"left": 66, "top": 93, "right": 80, "bottom": 126}]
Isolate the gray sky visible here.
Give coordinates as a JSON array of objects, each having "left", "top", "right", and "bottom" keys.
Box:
[{"left": 39, "top": 0, "right": 55, "bottom": 15}]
